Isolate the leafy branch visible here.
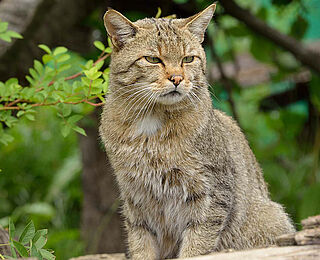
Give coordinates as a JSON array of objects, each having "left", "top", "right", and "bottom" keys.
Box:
[
  {"left": 0, "top": 36, "right": 112, "bottom": 145},
  {"left": 0, "top": 219, "right": 55, "bottom": 259}
]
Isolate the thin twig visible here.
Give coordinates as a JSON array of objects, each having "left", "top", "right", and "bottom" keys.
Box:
[{"left": 208, "top": 35, "right": 240, "bottom": 124}]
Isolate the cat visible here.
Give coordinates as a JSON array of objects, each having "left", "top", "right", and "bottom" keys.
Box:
[{"left": 99, "top": 3, "right": 295, "bottom": 259}]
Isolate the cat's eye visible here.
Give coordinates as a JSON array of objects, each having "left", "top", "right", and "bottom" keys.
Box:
[
  {"left": 145, "top": 56, "right": 162, "bottom": 64},
  {"left": 182, "top": 56, "right": 195, "bottom": 63}
]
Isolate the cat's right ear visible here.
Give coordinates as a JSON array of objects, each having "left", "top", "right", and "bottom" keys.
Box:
[{"left": 103, "top": 9, "right": 138, "bottom": 49}]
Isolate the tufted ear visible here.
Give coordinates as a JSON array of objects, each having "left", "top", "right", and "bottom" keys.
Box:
[
  {"left": 103, "top": 8, "right": 138, "bottom": 49},
  {"left": 182, "top": 3, "right": 216, "bottom": 43}
]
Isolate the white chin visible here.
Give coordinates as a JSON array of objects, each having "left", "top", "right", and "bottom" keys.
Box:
[{"left": 157, "top": 94, "right": 184, "bottom": 105}]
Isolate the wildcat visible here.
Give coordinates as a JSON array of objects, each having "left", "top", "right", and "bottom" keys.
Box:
[{"left": 99, "top": 3, "right": 295, "bottom": 259}]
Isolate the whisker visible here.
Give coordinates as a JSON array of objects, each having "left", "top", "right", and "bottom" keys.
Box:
[
  {"left": 138, "top": 92, "right": 158, "bottom": 124},
  {"left": 124, "top": 90, "right": 152, "bottom": 122},
  {"left": 132, "top": 92, "right": 155, "bottom": 124},
  {"left": 193, "top": 80, "right": 220, "bottom": 103},
  {"left": 190, "top": 91, "right": 201, "bottom": 103},
  {"left": 120, "top": 87, "right": 149, "bottom": 106},
  {"left": 110, "top": 85, "right": 148, "bottom": 103}
]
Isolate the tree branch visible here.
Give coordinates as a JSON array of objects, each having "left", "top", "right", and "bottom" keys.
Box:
[
  {"left": 208, "top": 35, "right": 240, "bottom": 124},
  {"left": 219, "top": 0, "right": 320, "bottom": 75}
]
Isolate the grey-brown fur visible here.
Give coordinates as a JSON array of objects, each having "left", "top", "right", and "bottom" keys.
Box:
[{"left": 99, "top": 4, "right": 295, "bottom": 259}]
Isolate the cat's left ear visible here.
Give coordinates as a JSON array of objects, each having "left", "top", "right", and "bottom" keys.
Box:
[
  {"left": 103, "top": 8, "right": 138, "bottom": 49},
  {"left": 182, "top": 3, "right": 216, "bottom": 43}
]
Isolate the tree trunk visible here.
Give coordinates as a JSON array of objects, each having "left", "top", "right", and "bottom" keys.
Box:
[{"left": 79, "top": 110, "right": 125, "bottom": 253}]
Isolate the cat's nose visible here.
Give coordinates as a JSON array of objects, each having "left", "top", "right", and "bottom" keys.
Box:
[{"left": 168, "top": 75, "right": 184, "bottom": 87}]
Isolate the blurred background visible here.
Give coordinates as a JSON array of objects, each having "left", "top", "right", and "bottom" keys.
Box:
[{"left": 0, "top": 0, "right": 319, "bottom": 259}]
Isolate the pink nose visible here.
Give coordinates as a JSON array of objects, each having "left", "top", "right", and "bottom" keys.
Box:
[{"left": 169, "top": 75, "right": 183, "bottom": 86}]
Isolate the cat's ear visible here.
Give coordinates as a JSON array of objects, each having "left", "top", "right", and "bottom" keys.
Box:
[
  {"left": 182, "top": 3, "right": 216, "bottom": 43},
  {"left": 103, "top": 8, "right": 138, "bottom": 49}
]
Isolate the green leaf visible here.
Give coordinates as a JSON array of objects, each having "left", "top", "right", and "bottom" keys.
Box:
[
  {"left": 0, "top": 33, "right": 12, "bottom": 42},
  {"left": 16, "top": 202, "right": 55, "bottom": 218},
  {"left": 97, "top": 94, "right": 105, "bottom": 103},
  {"left": 102, "top": 82, "right": 108, "bottom": 93},
  {"left": 19, "top": 221, "right": 35, "bottom": 245},
  {"left": 32, "top": 229, "right": 48, "bottom": 246},
  {"left": 42, "top": 54, "right": 53, "bottom": 64},
  {"left": 0, "top": 133, "right": 14, "bottom": 145},
  {"left": 61, "top": 104, "right": 72, "bottom": 117},
  {"left": 290, "top": 15, "right": 308, "bottom": 39},
  {"left": 84, "top": 59, "right": 94, "bottom": 69},
  {"left": 72, "top": 125, "right": 86, "bottom": 136},
  {"left": 84, "top": 69, "right": 101, "bottom": 80},
  {"left": 38, "top": 44, "right": 52, "bottom": 54},
  {"left": 25, "top": 114, "right": 35, "bottom": 121},
  {"left": 105, "top": 47, "right": 112, "bottom": 54},
  {"left": 58, "top": 64, "right": 71, "bottom": 72},
  {"left": 17, "top": 110, "right": 25, "bottom": 117},
  {"left": 81, "top": 77, "right": 91, "bottom": 86},
  {"left": 91, "top": 78, "right": 103, "bottom": 87},
  {"left": 94, "top": 41, "right": 105, "bottom": 51},
  {"left": 34, "top": 235, "right": 46, "bottom": 249},
  {"left": 0, "top": 22, "right": 8, "bottom": 33},
  {"left": 155, "top": 7, "right": 162, "bottom": 18},
  {"left": 53, "top": 46, "right": 68, "bottom": 56},
  {"left": 67, "top": 115, "right": 83, "bottom": 124},
  {"left": 95, "top": 60, "right": 105, "bottom": 71},
  {"left": 107, "top": 37, "right": 112, "bottom": 47},
  {"left": 61, "top": 124, "right": 71, "bottom": 137},
  {"left": 57, "top": 54, "right": 70, "bottom": 63},
  {"left": 21, "top": 87, "right": 36, "bottom": 99},
  {"left": 10, "top": 242, "right": 17, "bottom": 258},
  {"left": 31, "top": 244, "right": 42, "bottom": 259},
  {"left": 29, "top": 68, "right": 39, "bottom": 80},
  {"left": 12, "top": 240, "right": 29, "bottom": 257},
  {"left": 64, "top": 95, "right": 84, "bottom": 103},
  {"left": 103, "top": 68, "right": 109, "bottom": 81},
  {"left": 40, "top": 249, "right": 55, "bottom": 260},
  {"left": 25, "top": 75, "right": 35, "bottom": 85},
  {"left": 34, "top": 60, "right": 44, "bottom": 75},
  {"left": 9, "top": 218, "right": 15, "bottom": 240},
  {"left": 92, "top": 71, "right": 102, "bottom": 80},
  {"left": 6, "top": 30, "right": 23, "bottom": 39}
]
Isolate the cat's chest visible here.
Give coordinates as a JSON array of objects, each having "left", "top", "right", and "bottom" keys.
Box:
[
  {"left": 106, "top": 114, "right": 209, "bottom": 200},
  {"left": 134, "top": 115, "right": 162, "bottom": 136},
  {"left": 114, "top": 140, "right": 209, "bottom": 203}
]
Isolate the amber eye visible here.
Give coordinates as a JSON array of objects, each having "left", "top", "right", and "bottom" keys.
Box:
[
  {"left": 182, "top": 56, "right": 194, "bottom": 63},
  {"left": 145, "top": 56, "right": 162, "bottom": 64}
]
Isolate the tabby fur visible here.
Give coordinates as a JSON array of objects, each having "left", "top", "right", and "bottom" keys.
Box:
[{"left": 99, "top": 4, "right": 295, "bottom": 259}]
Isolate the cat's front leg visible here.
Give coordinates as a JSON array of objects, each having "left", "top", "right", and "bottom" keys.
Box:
[
  {"left": 126, "top": 221, "right": 159, "bottom": 260},
  {"left": 178, "top": 220, "right": 222, "bottom": 258}
]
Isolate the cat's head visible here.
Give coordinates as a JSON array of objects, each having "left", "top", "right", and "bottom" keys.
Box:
[{"left": 104, "top": 4, "right": 215, "bottom": 110}]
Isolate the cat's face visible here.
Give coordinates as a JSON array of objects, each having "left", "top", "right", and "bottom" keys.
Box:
[{"left": 104, "top": 4, "right": 215, "bottom": 111}]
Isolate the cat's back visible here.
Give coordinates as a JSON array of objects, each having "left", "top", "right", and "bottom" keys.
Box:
[{"left": 194, "top": 108, "right": 269, "bottom": 199}]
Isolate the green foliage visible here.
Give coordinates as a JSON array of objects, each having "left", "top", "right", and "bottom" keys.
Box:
[
  {"left": 0, "top": 219, "right": 55, "bottom": 259},
  {"left": 0, "top": 107, "right": 83, "bottom": 259},
  {"left": 0, "top": 40, "right": 111, "bottom": 145},
  {"left": 0, "top": 20, "right": 23, "bottom": 42}
]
